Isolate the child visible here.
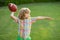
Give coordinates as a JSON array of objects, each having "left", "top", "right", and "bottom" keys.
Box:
[{"left": 10, "top": 8, "right": 53, "bottom": 40}]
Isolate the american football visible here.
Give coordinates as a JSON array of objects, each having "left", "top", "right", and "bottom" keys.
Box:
[{"left": 8, "top": 3, "right": 17, "bottom": 12}]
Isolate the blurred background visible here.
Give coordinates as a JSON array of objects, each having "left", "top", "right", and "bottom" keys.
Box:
[{"left": 0, "top": 0, "right": 60, "bottom": 40}]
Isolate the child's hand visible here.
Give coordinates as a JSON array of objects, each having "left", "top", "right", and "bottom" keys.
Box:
[
  {"left": 11, "top": 12, "right": 15, "bottom": 13},
  {"left": 46, "top": 17, "right": 54, "bottom": 20}
]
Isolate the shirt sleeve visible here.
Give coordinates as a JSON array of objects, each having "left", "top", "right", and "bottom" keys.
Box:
[{"left": 31, "top": 17, "right": 37, "bottom": 22}]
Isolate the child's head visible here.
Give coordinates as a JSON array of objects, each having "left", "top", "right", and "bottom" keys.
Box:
[{"left": 18, "top": 8, "right": 31, "bottom": 20}]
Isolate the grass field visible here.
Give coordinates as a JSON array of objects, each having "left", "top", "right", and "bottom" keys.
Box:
[{"left": 0, "top": 2, "right": 60, "bottom": 40}]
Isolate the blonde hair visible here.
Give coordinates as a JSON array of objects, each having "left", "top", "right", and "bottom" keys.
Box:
[{"left": 18, "top": 8, "right": 31, "bottom": 20}]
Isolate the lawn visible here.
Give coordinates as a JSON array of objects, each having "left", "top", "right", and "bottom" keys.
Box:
[{"left": 0, "top": 2, "right": 60, "bottom": 40}]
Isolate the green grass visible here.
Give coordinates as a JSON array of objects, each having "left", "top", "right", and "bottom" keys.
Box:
[{"left": 0, "top": 2, "right": 60, "bottom": 40}]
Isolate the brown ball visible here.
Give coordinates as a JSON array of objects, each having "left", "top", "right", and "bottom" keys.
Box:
[{"left": 8, "top": 3, "right": 17, "bottom": 12}]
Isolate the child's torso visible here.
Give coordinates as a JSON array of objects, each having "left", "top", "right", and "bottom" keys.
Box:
[{"left": 18, "top": 18, "right": 32, "bottom": 30}]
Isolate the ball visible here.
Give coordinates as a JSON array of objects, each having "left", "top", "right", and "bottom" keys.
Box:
[{"left": 8, "top": 3, "right": 17, "bottom": 12}]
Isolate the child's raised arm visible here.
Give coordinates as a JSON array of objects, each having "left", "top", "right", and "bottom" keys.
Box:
[{"left": 10, "top": 12, "right": 18, "bottom": 23}]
